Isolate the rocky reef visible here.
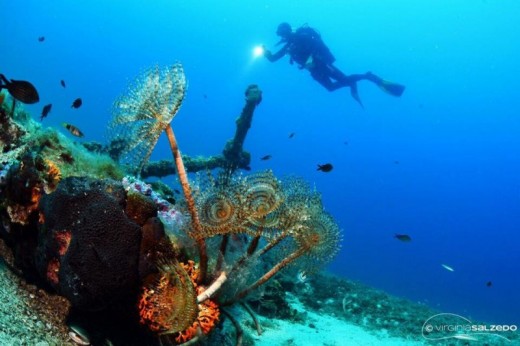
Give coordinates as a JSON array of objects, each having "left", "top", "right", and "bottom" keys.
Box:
[
  {"left": 2, "top": 70, "right": 518, "bottom": 346},
  {"left": 0, "top": 71, "right": 342, "bottom": 346}
]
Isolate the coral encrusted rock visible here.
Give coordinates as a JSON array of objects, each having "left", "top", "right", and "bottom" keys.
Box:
[{"left": 36, "top": 177, "right": 142, "bottom": 311}]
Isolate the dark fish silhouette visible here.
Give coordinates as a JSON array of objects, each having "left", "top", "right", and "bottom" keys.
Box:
[
  {"left": 317, "top": 163, "right": 333, "bottom": 172},
  {"left": 60, "top": 80, "right": 66, "bottom": 88},
  {"left": 394, "top": 234, "right": 412, "bottom": 242},
  {"left": 260, "top": 155, "right": 272, "bottom": 161},
  {"left": 40, "top": 104, "right": 52, "bottom": 121},
  {"left": 173, "top": 189, "right": 180, "bottom": 194},
  {"left": 62, "top": 123, "right": 84, "bottom": 137},
  {"left": 38, "top": 36, "right": 45, "bottom": 42},
  {"left": 0, "top": 74, "right": 40, "bottom": 104},
  {"left": 486, "top": 281, "right": 493, "bottom": 287},
  {"left": 71, "top": 98, "right": 82, "bottom": 108},
  {"left": 288, "top": 132, "right": 295, "bottom": 138}
]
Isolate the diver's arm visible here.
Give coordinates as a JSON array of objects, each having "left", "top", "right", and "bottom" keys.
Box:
[{"left": 264, "top": 45, "right": 288, "bottom": 62}]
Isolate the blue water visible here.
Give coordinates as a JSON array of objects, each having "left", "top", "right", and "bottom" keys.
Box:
[{"left": 4, "top": 0, "right": 520, "bottom": 327}]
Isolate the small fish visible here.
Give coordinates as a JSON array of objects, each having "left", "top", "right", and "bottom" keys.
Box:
[
  {"left": 0, "top": 74, "right": 40, "bottom": 104},
  {"left": 38, "top": 36, "right": 45, "bottom": 42},
  {"left": 486, "top": 281, "right": 493, "bottom": 287},
  {"left": 394, "top": 160, "right": 400, "bottom": 165},
  {"left": 60, "top": 80, "right": 66, "bottom": 88},
  {"left": 203, "top": 94, "right": 208, "bottom": 99},
  {"left": 243, "top": 165, "right": 251, "bottom": 171},
  {"left": 40, "top": 104, "right": 52, "bottom": 121},
  {"left": 71, "top": 98, "right": 82, "bottom": 108},
  {"left": 288, "top": 132, "right": 295, "bottom": 138},
  {"left": 62, "top": 123, "right": 84, "bottom": 137},
  {"left": 317, "top": 163, "right": 333, "bottom": 172},
  {"left": 394, "top": 233, "right": 411, "bottom": 242},
  {"left": 344, "top": 140, "right": 349, "bottom": 145},
  {"left": 453, "top": 334, "right": 478, "bottom": 341},
  {"left": 260, "top": 155, "right": 272, "bottom": 161},
  {"left": 173, "top": 189, "right": 180, "bottom": 194},
  {"left": 441, "top": 264, "right": 454, "bottom": 272}
]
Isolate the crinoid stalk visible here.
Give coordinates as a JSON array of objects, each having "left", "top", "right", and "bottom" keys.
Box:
[{"left": 110, "top": 63, "right": 208, "bottom": 283}]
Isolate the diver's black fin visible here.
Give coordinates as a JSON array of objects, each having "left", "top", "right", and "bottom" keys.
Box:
[
  {"left": 350, "top": 83, "right": 364, "bottom": 108},
  {"left": 365, "top": 72, "right": 405, "bottom": 97}
]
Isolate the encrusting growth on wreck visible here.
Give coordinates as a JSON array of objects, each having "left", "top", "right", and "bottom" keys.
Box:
[{"left": 0, "top": 65, "right": 342, "bottom": 345}]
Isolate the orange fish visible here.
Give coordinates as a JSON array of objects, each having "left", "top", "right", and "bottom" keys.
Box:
[{"left": 62, "top": 123, "right": 84, "bottom": 137}]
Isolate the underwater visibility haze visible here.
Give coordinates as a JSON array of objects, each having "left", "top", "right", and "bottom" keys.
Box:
[{"left": 1, "top": 0, "right": 520, "bottom": 344}]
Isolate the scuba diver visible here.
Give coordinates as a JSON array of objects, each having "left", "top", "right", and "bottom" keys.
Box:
[{"left": 263, "top": 22, "right": 405, "bottom": 106}]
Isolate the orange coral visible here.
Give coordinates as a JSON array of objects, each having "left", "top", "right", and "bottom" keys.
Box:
[
  {"left": 138, "top": 259, "right": 220, "bottom": 344},
  {"left": 173, "top": 261, "right": 220, "bottom": 344},
  {"left": 138, "top": 273, "right": 177, "bottom": 333},
  {"left": 6, "top": 185, "right": 42, "bottom": 225},
  {"left": 54, "top": 230, "right": 72, "bottom": 256},
  {"left": 43, "top": 159, "right": 61, "bottom": 194},
  {"left": 47, "top": 258, "right": 60, "bottom": 285},
  {"left": 181, "top": 260, "right": 199, "bottom": 284},
  {"left": 174, "top": 294, "right": 219, "bottom": 344},
  {"left": 137, "top": 259, "right": 198, "bottom": 336}
]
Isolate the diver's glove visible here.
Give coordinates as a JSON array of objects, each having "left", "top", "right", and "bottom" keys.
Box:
[{"left": 262, "top": 45, "right": 273, "bottom": 59}]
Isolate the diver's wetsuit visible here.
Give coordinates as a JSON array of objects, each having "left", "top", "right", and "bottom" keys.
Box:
[
  {"left": 265, "top": 25, "right": 405, "bottom": 105},
  {"left": 265, "top": 28, "right": 370, "bottom": 104}
]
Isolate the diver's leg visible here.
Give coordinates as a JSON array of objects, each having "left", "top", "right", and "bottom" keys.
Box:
[
  {"left": 327, "top": 66, "right": 364, "bottom": 106},
  {"left": 310, "top": 67, "right": 346, "bottom": 91},
  {"left": 334, "top": 70, "right": 405, "bottom": 98},
  {"left": 346, "top": 73, "right": 369, "bottom": 83},
  {"left": 309, "top": 65, "right": 365, "bottom": 107}
]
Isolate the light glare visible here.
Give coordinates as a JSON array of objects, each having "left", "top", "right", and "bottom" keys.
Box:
[{"left": 253, "top": 45, "right": 264, "bottom": 58}]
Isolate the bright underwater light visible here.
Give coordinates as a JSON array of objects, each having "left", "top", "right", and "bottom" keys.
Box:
[{"left": 253, "top": 45, "right": 265, "bottom": 58}]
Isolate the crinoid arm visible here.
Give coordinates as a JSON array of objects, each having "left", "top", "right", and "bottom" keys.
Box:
[
  {"left": 216, "top": 174, "right": 341, "bottom": 306},
  {"left": 109, "top": 63, "right": 187, "bottom": 175}
]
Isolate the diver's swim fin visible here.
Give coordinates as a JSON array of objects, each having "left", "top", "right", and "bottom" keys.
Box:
[
  {"left": 379, "top": 80, "right": 405, "bottom": 97},
  {"left": 350, "top": 83, "right": 364, "bottom": 108},
  {"left": 365, "top": 72, "right": 405, "bottom": 97}
]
